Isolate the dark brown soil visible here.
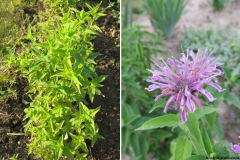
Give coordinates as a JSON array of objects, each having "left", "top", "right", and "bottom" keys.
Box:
[
  {"left": 0, "top": 4, "right": 120, "bottom": 160},
  {"left": 88, "top": 12, "right": 120, "bottom": 160}
]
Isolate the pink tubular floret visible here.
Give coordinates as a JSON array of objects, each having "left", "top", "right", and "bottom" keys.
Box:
[{"left": 145, "top": 49, "right": 224, "bottom": 123}]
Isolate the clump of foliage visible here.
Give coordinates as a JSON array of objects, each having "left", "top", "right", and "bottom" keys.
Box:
[
  {"left": 121, "top": 3, "right": 174, "bottom": 158},
  {"left": 179, "top": 27, "right": 240, "bottom": 71},
  {"left": 141, "top": 0, "right": 185, "bottom": 39},
  {"left": 2, "top": 1, "right": 106, "bottom": 159},
  {"left": 210, "top": 0, "right": 225, "bottom": 12},
  {"left": 122, "top": 24, "right": 173, "bottom": 160}
]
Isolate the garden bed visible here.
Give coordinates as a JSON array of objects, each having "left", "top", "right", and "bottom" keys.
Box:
[
  {"left": 122, "top": 0, "right": 240, "bottom": 159},
  {"left": 0, "top": 1, "right": 119, "bottom": 159}
]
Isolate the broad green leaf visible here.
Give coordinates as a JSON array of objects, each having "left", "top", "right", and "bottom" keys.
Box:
[
  {"left": 205, "top": 111, "right": 217, "bottom": 128},
  {"left": 174, "top": 136, "right": 192, "bottom": 160},
  {"left": 200, "top": 125, "right": 213, "bottom": 155},
  {"left": 135, "top": 114, "right": 179, "bottom": 131},
  {"left": 85, "top": 28, "right": 96, "bottom": 34},
  {"left": 225, "top": 92, "right": 240, "bottom": 109},
  {"left": 211, "top": 118, "right": 223, "bottom": 140},
  {"left": 170, "top": 141, "right": 177, "bottom": 160},
  {"left": 186, "top": 112, "right": 207, "bottom": 156},
  {"left": 150, "top": 129, "right": 173, "bottom": 140},
  {"left": 149, "top": 99, "right": 166, "bottom": 113},
  {"left": 185, "top": 155, "right": 206, "bottom": 160},
  {"left": 188, "top": 134, "right": 207, "bottom": 156},
  {"left": 213, "top": 141, "right": 229, "bottom": 157},
  {"left": 63, "top": 146, "right": 74, "bottom": 158},
  {"left": 194, "top": 106, "right": 218, "bottom": 119}
]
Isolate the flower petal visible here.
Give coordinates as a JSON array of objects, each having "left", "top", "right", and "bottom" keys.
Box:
[
  {"left": 145, "top": 84, "right": 158, "bottom": 91},
  {"left": 186, "top": 97, "right": 195, "bottom": 113},
  {"left": 191, "top": 95, "right": 202, "bottom": 110},
  {"left": 163, "top": 95, "right": 176, "bottom": 113},
  {"left": 181, "top": 108, "right": 187, "bottom": 123},
  {"left": 180, "top": 93, "right": 185, "bottom": 107},
  {"left": 154, "top": 90, "right": 175, "bottom": 101},
  {"left": 207, "top": 82, "right": 225, "bottom": 92},
  {"left": 198, "top": 89, "right": 216, "bottom": 102},
  {"left": 230, "top": 143, "right": 240, "bottom": 153}
]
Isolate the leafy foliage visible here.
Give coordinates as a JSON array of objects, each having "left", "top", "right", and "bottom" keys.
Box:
[
  {"left": 2, "top": 2, "right": 106, "bottom": 159},
  {"left": 141, "top": 0, "right": 185, "bottom": 39},
  {"left": 122, "top": 22, "right": 173, "bottom": 159},
  {"left": 210, "top": 0, "right": 225, "bottom": 12}
]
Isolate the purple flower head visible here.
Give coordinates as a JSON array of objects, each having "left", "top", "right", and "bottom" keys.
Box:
[
  {"left": 145, "top": 49, "right": 224, "bottom": 123},
  {"left": 230, "top": 142, "right": 240, "bottom": 153}
]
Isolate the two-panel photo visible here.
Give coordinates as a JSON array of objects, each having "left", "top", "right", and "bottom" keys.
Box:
[{"left": 0, "top": 0, "right": 239, "bottom": 159}]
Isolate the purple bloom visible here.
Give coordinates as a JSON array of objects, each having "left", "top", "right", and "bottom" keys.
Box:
[
  {"left": 145, "top": 49, "right": 224, "bottom": 123},
  {"left": 230, "top": 142, "right": 240, "bottom": 153}
]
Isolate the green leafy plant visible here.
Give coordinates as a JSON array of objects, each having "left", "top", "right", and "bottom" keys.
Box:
[
  {"left": 4, "top": 2, "right": 106, "bottom": 159},
  {"left": 135, "top": 49, "right": 240, "bottom": 159},
  {"left": 122, "top": 23, "right": 172, "bottom": 159},
  {"left": 110, "top": 0, "right": 120, "bottom": 24},
  {"left": 141, "top": 0, "right": 185, "bottom": 39},
  {"left": 210, "top": 0, "right": 225, "bottom": 12}
]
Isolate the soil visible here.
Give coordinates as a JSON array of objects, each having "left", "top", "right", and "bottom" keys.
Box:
[
  {"left": 88, "top": 11, "right": 120, "bottom": 160},
  {"left": 0, "top": 2, "right": 120, "bottom": 160}
]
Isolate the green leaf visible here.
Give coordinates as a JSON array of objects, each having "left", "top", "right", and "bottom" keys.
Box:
[
  {"left": 121, "top": 126, "right": 129, "bottom": 152},
  {"left": 37, "top": 81, "right": 50, "bottom": 88},
  {"left": 185, "top": 112, "right": 207, "bottom": 156},
  {"left": 85, "top": 28, "right": 97, "bottom": 34},
  {"left": 221, "top": 66, "right": 231, "bottom": 82},
  {"left": 213, "top": 141, "right": 229, "bottom": 157},
  {"left": 200, "top": 125, "right": 213, "bottom": 155},
  {"left": 194, "top": 106, "right": 218, "bottom": 119},
  {"left": 123, "top": 115, "right": 140, "bottom": 125},
  {"left": 63, "top": 146, "right": 74, "bottom": 158},
  {"left": 170, "top": 141, "right": 177, "bottom": 160},
  {"left": 185, "top": 155, "right": 206, "bottom": 160},
  {"left": 90, "top": 106, "right": 100, "bottom": 117},
  {"left": 42, "top": 141, "right": 57, "bottom": 150},
  {"left": 174, "top": 136, "right": 192, "bottom": 160},
  {"left": 211, "top": 118, "right": 223, "bottom": 140},
  {"left": 149, "top": 99, "right": 166, "bottom": 113},
  {"left": 135, "top": 114, "right": 179, "bottom": 131},
  {"left": 205, "top": 111, "right": 217, "bottom": 128},
  {"left": 130, "top": 132, "right": 141, "bottom": 156},
  {"left": 150, "top": 129, "right": 173, "bottom": 140},
  {"left": 225, "top": 92, "right": 240, "bottom": 109},
  {"left": 139, "top": 135, "right": 148, "bottom": 160}
]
